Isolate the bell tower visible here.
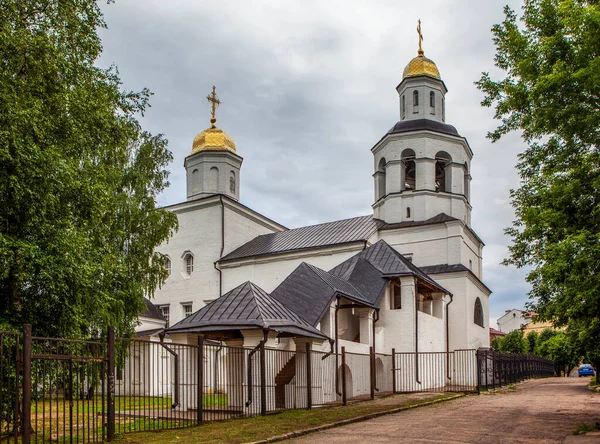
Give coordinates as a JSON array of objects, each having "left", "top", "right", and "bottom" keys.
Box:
[
  {"left": 185, "top": 86, "right": 243, "bottom": 201},
  {"left": 372, "top": 22, "right": 473, "bottom": 225}
]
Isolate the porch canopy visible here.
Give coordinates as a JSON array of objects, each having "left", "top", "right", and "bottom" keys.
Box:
[{"left": 164, "top": 281, "right": 328, "bottom": 341}]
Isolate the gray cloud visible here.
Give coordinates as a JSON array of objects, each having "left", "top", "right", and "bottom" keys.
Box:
[{"left": 98, "top": 0, "right": 530, "bottom": 326}]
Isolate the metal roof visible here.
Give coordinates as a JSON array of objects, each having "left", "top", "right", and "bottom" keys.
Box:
[
  {"left": 378, "top": 213, "right": 459, "bottom": 230},
  {"left": 271, "top": 262, "right": 375, "bottom": 327},
  {"left": 165, "top": 281, "right": 327, "bottom": 340},
  {"left": 220, "top": 215, "right": 379, "bottom": 262},
  {"left": 421, "top": 263, "right": 492, "bottom": 294},
  {"left": 140, "top": 298, "right": 165, "bottom": 321}
]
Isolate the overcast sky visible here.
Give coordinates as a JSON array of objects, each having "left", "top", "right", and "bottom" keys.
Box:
[{"left": 98, "top": 0, "right": 529, "bottom": 327}]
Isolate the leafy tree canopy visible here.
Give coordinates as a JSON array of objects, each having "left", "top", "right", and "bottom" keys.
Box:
[
  {"left": 496, "top": 330, "right": 528, "bottom": 353},
  {"left": 0, "top": 0, "right": 178, "bottom": 338},
  {"left": 477, "top": 0, "right": 600, "bottom": 353}
]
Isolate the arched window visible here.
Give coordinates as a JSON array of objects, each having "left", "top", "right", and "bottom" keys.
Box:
[
  {"left": 435, "top": 151, "right": 452, "bottom": 192},
  {"left": 406, "top": 207, "right": 411, "bottom": 218},
  {"left": 191, "top": 169, "right": 199, "bottom": 193},
  {"left": 229, "top": 171, "right": 236, "bottom": 194},
  {"left": 429, "top": 91, "right": 435, "bottom": 113},
  {"left": 401, "top": 149, "right": 416, "bottom": 190},
  {"left": 164, "top": 256, "right": 171, "bottom": 277},
  {"left": 183, "top": 252, "right": 194, "bottom": 276},
  {"left": 209, "top": 167, "right": 219, "bottom": 192},
  {"left": 401, "top": 95, "right": 406, "bottom": 120},
  {"left": 474, "top": 298, "right": 484, "bottom": 327},
  {"left": 376, "top": 157, "right": 386, "bottom": 199},
  {"left": 413, "top": 90, "right": 419, "bottom": 109}
]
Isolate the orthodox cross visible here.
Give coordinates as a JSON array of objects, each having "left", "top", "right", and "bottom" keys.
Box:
[
  {"left": 207, "top": 85, "right": 221, "bottom": 128},
  {"left": 417, "top": 19, "right": 424, "bottom": 56}
]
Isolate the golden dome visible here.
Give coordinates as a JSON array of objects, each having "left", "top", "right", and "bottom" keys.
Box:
[
  {"left": 191, "top": 126, "right": 236, "bottom": 154},
  {"left": 402, "top": 52, "right": 441, "bottom": 80}
]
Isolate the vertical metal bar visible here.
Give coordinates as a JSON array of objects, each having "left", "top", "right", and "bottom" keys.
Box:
[
  {"left": 259, "top": 341, "right": 266, "bottom": 416},
  {"left": 476, "top": 350, "right": 481, "bottom": 395},
  {"left": 306, "top": 343, "right": 312, "bottom": 410},
  {"left": 391, "top": 349, "right": 396, "bottom": 394},
  {"left": 107, "top": 327, "right": 115, "bottom": 441},
  {"left": 22, "top": 325, "right": 32, "bottom": 444},
  {"left": 197, "top": 335, "right": 204, "bottom": 425},
  {"left": 341, "top": 347, "right": 347, "bottom": 405},
  {"left": 69, "top": 358, "right": 73, "bottom": 444}
]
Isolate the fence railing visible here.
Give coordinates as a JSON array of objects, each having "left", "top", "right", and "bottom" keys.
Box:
[{"left": 0, "top": 325, "right": 555, "bottom": 443}]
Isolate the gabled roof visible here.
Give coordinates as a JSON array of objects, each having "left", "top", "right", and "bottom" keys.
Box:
[
  {"left": 420, "top": 263, "right": 492, "bottom": 294},
  {"left": 165, "top": 281, "right": 327, "bottom": 340},
  {"left": 220, "top": 215, "right": 379, "bottom": 262},
  {"left": 140, "top": 298, "right": 165, "bottom": 321},
  {"left": 330, "top": 240, "right": 451, "bottom": 297},
  {"left": 271, "top": 262, "right": 374, "bottom": 327}
]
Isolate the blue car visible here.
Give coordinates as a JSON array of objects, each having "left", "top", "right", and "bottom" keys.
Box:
[{"left": 578, "top": 364, "right": 595, "bottom": 377}]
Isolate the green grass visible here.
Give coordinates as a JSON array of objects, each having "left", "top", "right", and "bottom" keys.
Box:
[
  {"left": 572, "top": 423, "right": 600, "bottom": 435},
  {"left": 115, "top": 393, "right": 460, "bottom": 444}
]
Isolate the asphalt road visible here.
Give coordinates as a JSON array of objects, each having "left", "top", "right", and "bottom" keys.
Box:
[{"left": 291, "top": 377, "right": 600, "bottom": 443}]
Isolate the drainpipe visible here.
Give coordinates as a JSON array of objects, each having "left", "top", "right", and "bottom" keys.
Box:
[
  {"left": 334, "top": 296, "right": 341, "bottom": 395},
  {"left": 414, "top": 277, "right": 420, "bottom": 384},
  {"left": 372, "top": 308, "right": 380, "bottom": 391},
  {"left": 213, "top": 195, "right": 225, "bottom": 298},
  {"left": 158, "top": 331, "right": 179, "bottom": 409},
  {"left": 445, "top": 293, "right": 454, "bottom": 380}
]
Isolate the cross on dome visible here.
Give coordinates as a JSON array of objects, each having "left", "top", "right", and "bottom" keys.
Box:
[{"left": 206, "top": 85, "right": 221, "bottom": 128}]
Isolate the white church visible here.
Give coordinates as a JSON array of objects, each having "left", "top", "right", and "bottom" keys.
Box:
[{"left": 139, "top": 39, "right": 491, "bottom": 366}]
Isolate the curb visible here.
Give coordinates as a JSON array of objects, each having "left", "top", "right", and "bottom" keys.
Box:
[{"left": 246, "top": 393, "right": 466, "bottom": 444}]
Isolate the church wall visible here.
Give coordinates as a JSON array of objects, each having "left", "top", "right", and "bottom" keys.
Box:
[
  {"left": 220, "top": 244, "right": 367, "bottom": 294},
  {"left": 465, "top": 278, "right": 490, "bottom": 349},
  {"left": 222, "top": 204, "right": 283, "bottom": 257},
  {"left": 153, "top": 203, "right": 223, "bottom": 327},
  {"left": 379, "top": 225, "right": 452, "bottom": 267}
]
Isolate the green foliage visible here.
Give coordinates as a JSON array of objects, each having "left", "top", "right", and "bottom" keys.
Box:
[
  {"left": 497, "top": 330, "right": 528, "bottom": 353},
  {"left": 477, "top": 0, "right": 600, "bottom": 357},
  {"left": 537, "top": 331, "right": 579, "bottom": 375},
  {"left": 0, "top": 1, "right": 178, "bottom": 338},
  {"left": 525, "top": 331, "right": 539, "bottom": 353}
]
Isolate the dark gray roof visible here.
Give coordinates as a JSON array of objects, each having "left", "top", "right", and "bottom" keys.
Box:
[
  {"left": 387, "top": 119, "right": 460, "bottom": 137},
  {"left": 271, "top": 262, "right": 375, "bottom": 327},
  {"left": 378, "top": 213, "right": 459, "bottom": 230},
  {"left": 330, "top": 240, "right": 451, "bottom": 297},
  {"left": 220, "top": 215, "right": 379, "bottom": 262},
  {"left": 165, "top": 281, "right": 327, "bottom": 340},
  {"left": 140, "top": 298, "right": 165, "bottom": 321},
  {"left": 421, "top": 263, "right": 492, "bottom": 294},
  {"left": 136, "top": 328, "right": 164, "bottom": 337}
]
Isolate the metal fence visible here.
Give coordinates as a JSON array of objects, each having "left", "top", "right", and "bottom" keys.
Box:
[{"left": 0, "top": 325, "right": 556, "bottom": 443}]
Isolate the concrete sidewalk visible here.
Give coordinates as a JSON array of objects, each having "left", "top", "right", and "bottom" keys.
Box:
[{"left": 290, "top": 378, "right": 600, "bottom": 443}]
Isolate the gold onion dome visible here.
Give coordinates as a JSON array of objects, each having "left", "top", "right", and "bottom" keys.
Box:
[
  {"left": 402, "top": 53, "right": 441, "bottom": 80},
  {"left": 192, "top": 127, "right": 236, "bottom": 154},
  {"left": 191, "top": 85, "right": 237, "bottom": 154},
  {"left": 402, "top": 19, "right": 441, "bottom": 80}
]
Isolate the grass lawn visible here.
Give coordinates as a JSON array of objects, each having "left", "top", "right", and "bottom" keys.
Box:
[{"left": 115, "top": 392, "right": 460, "bottom": 444}]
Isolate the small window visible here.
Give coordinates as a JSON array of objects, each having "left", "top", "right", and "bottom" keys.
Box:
[
  {"left": 391, "top": 282, "right": 402, "bottom": 310},
  {"left": 430, "top": 91, "right": 435, "bottom": 113},
  {"left": 413, "top": 90, "right": 419, "bottom": 107},
  {"left": 474, "top": 298, "right": 484, "bottom": 327},
  {"left": 401, "top": 95, "right": 406, "bottom": 119},
  {"left": 182, "top": 303, "right": 193, "bottom": 318},
  {"left": 159, "top": 305, "right": 170, "bottom": 327},
  {"left": 164, "top": 256, "right": 171, "bottom": 276},
  {"left": 183, "top": 252, "right": 194, "bottom": 276},
  {"left": 406, "top": 207, "right": 411, "bottom": 218},
  {"left": 229, "top": 171, "right": 236, "bottom": 194}
]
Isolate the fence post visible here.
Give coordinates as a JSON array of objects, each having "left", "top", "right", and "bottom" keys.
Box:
[
  {"left": 476, "top": 349, "right": 481, "bottom": 394},
  {"left": 306, "top": 342, "right": 312, "bottom": 410},
  {"left": 197, "top": 335, "right": 204, "bottom": 425},
  {"left": 107, "top": 326, "right": 115, "bottom": 441},
  {"left": 22, "top": 324, "right": 31, "bottom": 444},
  {"left": 259, "top": 340, "right": 266, "bottom": 416},
  {"left": 369, "top": 347, "right": 375, "bottom": 400},
  {"left": 391, "top": 348, "right": 396, "bottom": 394},
  {"left": 341, "top": 347, "right": 347, "bottom": 405}
]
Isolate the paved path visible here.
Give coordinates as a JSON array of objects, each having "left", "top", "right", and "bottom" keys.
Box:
[{"left": 291, "top": 378, "right": 600, "bottom": 443}]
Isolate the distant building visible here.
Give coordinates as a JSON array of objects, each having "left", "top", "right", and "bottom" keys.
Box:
[
  {"left": 521, "top": 315, "right": 558, "bottom": 334},
  {"left": 496, "top": 309, "right": 533, "bottom": 333},
  {"left": 489, "top": 327, "right": 506, "bottom": 341}
]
